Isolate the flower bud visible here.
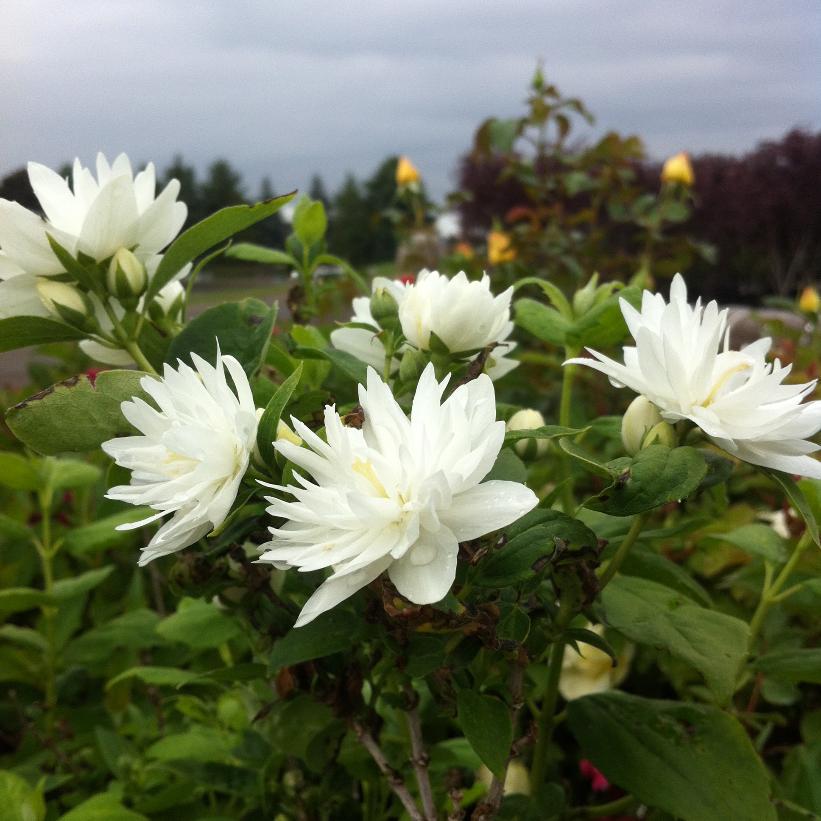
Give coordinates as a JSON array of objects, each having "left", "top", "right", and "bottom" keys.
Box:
[
  {"left": 507, "top": 408, "right": 548, "bottom": 458},
  {"left": 799, "top": 285, "right": 820, "bottom": 314},
  {"left": 572, "top": 273, "right": 600, "bottom": 317},
  {"left": 487, "top": 230, "right": 516, "bottom": 265},
  {"left": 107, "top": 248, "right": 147, "bottom": 300},
  {"left": 370, "top": 286, "right": 399, "bottom": 326},
  {"left": 36, "top": 278, "right": 93, "bottom": 327},
  {"left": 276, "top": 419, "right": 302, "bottom": 447},
  {"left": 621, "top": 395, "right": 663, "bottom": 455},
  {"left": 149, "top": 281, "right": 185, "bottom": 322},
  {"left": 660, "top": 152, "right": 695, "bottom": 187},
  {"left": 642, "top": 420, "right": 677, "bottom": 450},
  {"left": 396, "top": 156, "right": 421, "bottom": 187}
]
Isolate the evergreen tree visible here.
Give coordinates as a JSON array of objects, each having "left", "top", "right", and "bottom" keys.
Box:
[{"left": 329, "top": 175, "right": 371, "bottom": 265}]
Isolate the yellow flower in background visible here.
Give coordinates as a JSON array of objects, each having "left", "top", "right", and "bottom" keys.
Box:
[
  {"left": 661, "top": 151, "right": 695, "bottom": 186},
  {"left": 799, "top": 285, "right": 820, "bottom": 313},
  {"left": 396, "top": 156, "right": 421, "bottom": 187},
  {"left": 558, "top": 624, "right": 633, "bottom": 701},
  {"left": 487, "top": 230, "right": 516, "bottom": 265}
]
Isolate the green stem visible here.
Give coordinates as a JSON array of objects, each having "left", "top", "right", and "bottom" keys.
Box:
[
  {"left": 748, "top": 530, "right": 812, "bottom": 648},
  {"left": 558, "top": 347, "right": 579, "bottom": 514},
  {"left": 597, "top": 514, "right": 646, "bottom": 591},
  {"left": 574, "top": 793, "right": 636, "bottom": 817},
  {"left": 530, "top": 598, "right": 574, "bottom": 786},
  {"left": 101, "top": 300, "right": 158, "bottom": 374},
  {"left": 36, "top": 487, "right": 58, "bottom": 728}
]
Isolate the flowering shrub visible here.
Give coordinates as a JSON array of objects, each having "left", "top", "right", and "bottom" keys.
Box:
[{"left": 0, "top": 155, "right": 820, "bottom": 820}]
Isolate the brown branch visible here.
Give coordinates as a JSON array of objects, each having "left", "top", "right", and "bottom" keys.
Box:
[
  {"left": 471, "top": 651, "right": 527, "bottom": 821},
  {"left": 404, "top": 684, "right": 437, "bottom": 820},
  {"left": 352, "top": 720, "right": 425, "bottom": 821}
]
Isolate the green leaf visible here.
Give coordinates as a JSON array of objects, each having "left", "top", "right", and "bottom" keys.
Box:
[
  {"left": 765, "top": 470, "right": 820, "bottom": 547},
  {"left": 106, "top": 666, "right": 199, "bottom": 690},
  {"left": 566, "top": 286, "right": 641, "bottom": 350},
  {"left": 514, "top": 277, "right": 573, "bottom": 319},
  {"left": 755, "top": 648, "right": 821, "bottom": 684},
  {"left": 155, "top": 598, "right": 242, "bottom": 649},
  {"left": 312, "top": 253, "right": 368, "bottom": 292},
  {"left": 5, "top": 370, "right": 147, "bottom": 455},
  {"left": 456, "top": 690, "right": 512, "bottom": 778},
  {"left": 476, "top": 511, "right": 598, "bottom": 587},
  {"left": 559, "top": 438, "right": 617, "bottom": 479},
  {"left": 600, "top": 575, "right": 749, "bottom": 704},
  {"left": 146, "top": 193, "right": 295, "bottom": 301},
  {"left": 65, "top": 609, "right": 162, "bottom": 664},
  {"left": 619, "top": 547, "right": 712, "bottom": 606},
  {"left": 292, "top": 346, "right": 368, "bottom": 385},
  {"left": 225, "top": 242, "right": 298, "bottom": 267},
  {"left": 146, "top": 728, "right": 234, "bottom": 763},
  {"left": 0, "top": 771, "right": 45, "bottom": 821},
  {"left": 704, "top": 523, "right": 788, "bottom": 563},
  {"left": 514, "top": 298, "right": 570, "bottom": 346},
  {"left": 503, "top": 424, "right": 583, "bottom": 445},
  {"left": 52, "top": 566, "right": 114, "bottom": 600},
  {"left": 293, "top": 199, "right": 327, "bottom": 248},
  {"left": 590, "top": 445, "right": 708, "bottom": 516},
  {"left": 256, "top": 364, "right": 303, "bottom": 466},
  {"left": 62, "top": 507, "right": 155, "bottom": 556},
  {"left": 567, "top": 691, "right": 775, "bottom": 821},
  {"left": 0, "top": 452, "right": 41, "bottom": 490},
  {"left": 59, "top": 793, "right": 147, "bottom": 821},
  {"left": 0, "top": 588, "right": 51, "bottom": 620},
  {"left": 47, "top": 458, "right": 102, "bottom": 491},
  {"left": 269, "top": 610, "right": 364, "bottom": 672},
  {"left": 166, "top": 298, "right": 277, "bottom": 376},
  {"left": 0, "top": 315, "right": 85, "bottom": 354},
  {"left": 484, "top": 449, "right": 527, "bottom": 483}
]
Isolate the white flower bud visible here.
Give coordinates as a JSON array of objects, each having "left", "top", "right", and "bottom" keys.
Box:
[
  {"left": 107, "top": 248, "right": 147, "bottom": 299},
  {"left": 621, "top": 395, "right": 663, "bottom": 455},
  {"left": 507, "top": 408, "right": 548, "bottom": 458},
  {"left": 36, "top": 278, "right": 91, "bottom": 326}
]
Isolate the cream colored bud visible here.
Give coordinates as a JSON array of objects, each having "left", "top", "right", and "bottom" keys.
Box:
[
  {"left": 507, "top": 408, "right": 548, "bottom": 458},
  {"left": 276, "top": 419, "right": 302, "bottom": 447},
  {"left": 559, "top": 623, "right": 633, "bottom": 701},
  {"left": 477, "top": 759, "right": 531, "bottom": 796},
  {"left": 150, "top": 281, "right": 185, "bottom": 321},
  {"left": 107, "top": 248, "right": 147, "bottom": 299},
  {"left": 36, "top": 278, "right": 89, "bottom": 325},
  {"left": 621, "top": 395, "right": 663, "bottom": 455},
  {"left": 642, "top": 420, "right": 677, "bottom": 450}
]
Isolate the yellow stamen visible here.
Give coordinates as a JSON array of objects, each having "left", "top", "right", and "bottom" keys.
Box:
[
  {"left": 352, "top": 458, "right": 388, "bottom": 497},
  {"left": 703, "top": 363, "right": 751, "bottom": 406}
]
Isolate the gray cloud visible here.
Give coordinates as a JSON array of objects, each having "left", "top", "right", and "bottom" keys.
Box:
[{"left": 1, "top": 0, "right": 819, "bottom": 198}]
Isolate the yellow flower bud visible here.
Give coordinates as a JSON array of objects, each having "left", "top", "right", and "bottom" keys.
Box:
[
  {"left": 559, "top": 623, "right": 633, "bottom": 701},
  {"left": 660, "top": 151, "right": 695, "bottom": 187},
  {"left": 487, "top": 230, "right": 516, "bottom": 265},
  {"left": 621, "top": 395, "right": 662, "bottom": 455},
  {"left": 477, "top": 759, "right": 530, "bottom": 796},
  {"left": 507, "top": 409, "right": 548, "bottom": 458},
  {"left": 107, "top": 248, "right": 147, "bottom": 300},
  {"left": 36, "top": 278, "right": 91, "bottom": 325},
  {"left": 395, "top": 156, "right": 421, "bottom": 187},
  {"left": 799, "top": 285, "right": 820, "bottom": 314},
  {"left": 276, "top": 419, "right": 303, "bottom": 447}
]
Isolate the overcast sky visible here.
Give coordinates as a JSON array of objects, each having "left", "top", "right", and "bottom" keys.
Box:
[{"left": 2, "top": 1, "right": 820, "bottom": 199}]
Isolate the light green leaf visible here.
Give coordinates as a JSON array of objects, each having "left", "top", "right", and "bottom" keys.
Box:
[
  {"left": 63, "top": 507, "right": 154, "bottom": 556},
  {"left": 5, "top": 370, "right": 148, "bottom": 455},
  {"left": 293, "top": 199, "right": 327, "bottom": 248},
  {"left": 155, "top": 598, "right": 242, "bottom": 649},
  {"left": 59, "top": 792, "right": 148, "bottom": 820},
  {"left": 0, "top": 588, "right": 52, "bottom": 619},
  {"left": 600, "top": 575, "right": 749, "bottom": 704},
  {"left": 0, "top": 452, "right": 41, "bottom": 491},
  {"left": 704, "top": 523, "right": 788, "bottom": 563},
  {"left": 567, "top": 691, "right": 775, "bottom": 821},
  {"left": 106, "top": 666, "right": 198, "bottom": 690},
  {"left": 64, "top": 609, "right": 162, "bottom": 664},
  {"left": 755, "top": 648, "right": 821, "bottom": 684},
  {"left": 0, "top": 771, "right": 45, "bottom": 821},
  {"left": 514, "top": 298, "right": 570, "bottom": 346},
  {"left": 225, "top": 243, "right": 298, "bottom": 267},
  {"left": 146, "top": 728, "right": 234, "bottom": 763},
  {"left": 503, "top": 425, "right": 583, "bottom": 445},
  {"left": 166, "top": 298, "right": 277, "bottom": 376},
  {"left": 456, "top": 690, "right": 512, "bottom": 778},
  {"left": 52, "top": 566, "right": 114, "bottom": 601},
  {"left": 146, "top": 193, "right": 295, "bottom": 301},
  {"left": 292, "top": 346, "right": 368, "bottom": 385}
]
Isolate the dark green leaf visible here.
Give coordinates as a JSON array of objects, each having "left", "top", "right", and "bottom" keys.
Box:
[
  {"left": 456, "top": 690, "right": 512, "bottom": 778},
  {"left": 269, "top": 610, "right": 364, "bottom": 672},
  {"left": 765, "top": 470, "right": 819, "bottom": 547},
  {"left": 755, "top": 649, "right": 821, "bottom": 684},
  {"left": 484, "top": 449, "right": 528, "bottom": 484},
  {"left": 0, "top": 588, "right": 51, "bottom": 620},
  {"left": 292, "top": 346, "right": 368, "bottom": 385},
  {"left": 5, "top": 370, "right": 148, "bottom": 455},
  {"left": 63, "top": 507, "right": 154, "bottom": 556},
  {"left": 0, "top": 316, "right": 85, "bottom": 354},
  {"left": 52, "top": 566, "right": 114, "bottom": 600},
  {"left": 225, "top": 243, "right": 298, "bottom": 267},
  {"left": 0, "top": 453, "right": 41, "bottom": 491},
  {"left": 256, "top": 364, "right": 303, "bottom": 466},
  {"left": 704, "top": 524, "right": 788, "bottom": 563},
  {"left": 566, "top": 286, "right": 641, "bottom": 349},
  {"left": 503, "top": 425, "right": 583, "bottom": 445},
  {"left": 567, "top": 691, "right": 775, "bottom": 821}
]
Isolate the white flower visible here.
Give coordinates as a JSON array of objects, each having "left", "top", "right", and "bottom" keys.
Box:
[
  {"left": 330, "top": 270, "right": 518, "bottom": 379},
  {"left": 559, "top": 624, "right": 633, "bottom": 701},
  {"left": 258, "top": 364, "right": 537, "bottom": 627},
  {"left": 567, "top": 274, "right": 821, "bottom": 479},
  {"left": 102, "top": 351, "right": 258, "bottom": 565},
  {"left": 0, "top": 153, "right": 186, "bottom": 317}
]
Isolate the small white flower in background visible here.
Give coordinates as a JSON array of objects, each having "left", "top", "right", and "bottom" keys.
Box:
[
  {"left": 331, "top": 270, "right": 518, "bottom": 379},
  {"left": 102, "top": 351, "right": 258, "bottom": 565},
  {"left": 559, "top": 624, "right": 633, "bottom": 701},
  {"left": 567, "top": 274, "right": 821, "bottom": 479},
  {"left": 506, "top": 408, "right": 548, "bottom": 458},
  {"left": 0, "top": 153, "right": 187, "bottom": 318},
  {"left": 258, "top": 364, "right": 537, "bottom": 627}
]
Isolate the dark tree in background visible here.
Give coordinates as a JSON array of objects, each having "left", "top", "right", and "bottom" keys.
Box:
[{"left": 0, "top": 168, "right": 39, "bottom": 211}]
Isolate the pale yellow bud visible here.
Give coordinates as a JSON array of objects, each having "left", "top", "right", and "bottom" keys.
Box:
[
  {"left": 36, "top": 278, "right": 89, "bottom": 324},
  {"left": 507, "top": 408, "right": 548, "bottom": 458},
  {"left": 487, "top": 230, "right": 516, "bottom": 265},
  {"left": 276, "top": 419, "right": 303, "bottom": 447},
  {"left": 396, "top": 156, "right": 421, "bottom": 187},
  {"left": 799, "top": 285, "right": 820, "bottom": 314},
  {"left": 660, "top": 151, "right": 695, "bottom": 187},
  {"left": 107, "top": 248, "right": 147, "bottom": 299},
  {"left": 621, "top": 395, "right": 662, "bottom": 455},
  {"left": 559, "top": 623, "right": 633, "bottom": 701},
  {"left": 477, "top": 759, "right": 531, "bottom": 796}
]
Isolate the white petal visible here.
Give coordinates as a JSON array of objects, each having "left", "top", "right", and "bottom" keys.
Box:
[
  {"left": 78, "top": 175, "right": 139, "bottom": 260},
  {"left": 0, "top": 274, "right": 49, "bottom": 318},
  {"left": 388, "top": 526, "right": 458, "bottom": 605},
  {"left": 441, "top": 480, "right": 538, "bottom": 541}
]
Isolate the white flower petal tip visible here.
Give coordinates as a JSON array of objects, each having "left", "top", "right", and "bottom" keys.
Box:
[
  {"left": 330, "top": 270, "right": 518, "bottom": 380},
  {"left": 258, "top": 365, "right": 537, "bottom": 626},
  {"left": 570, "top": 273, "right": 821, "bottom": 478},
  {"left": 101, "top": 351, "right": 258, "bottom": 564}
]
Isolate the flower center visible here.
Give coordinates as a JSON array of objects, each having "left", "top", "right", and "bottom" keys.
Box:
[{"left": 702, "top": 362, "right": 752, "bottom": 407}]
